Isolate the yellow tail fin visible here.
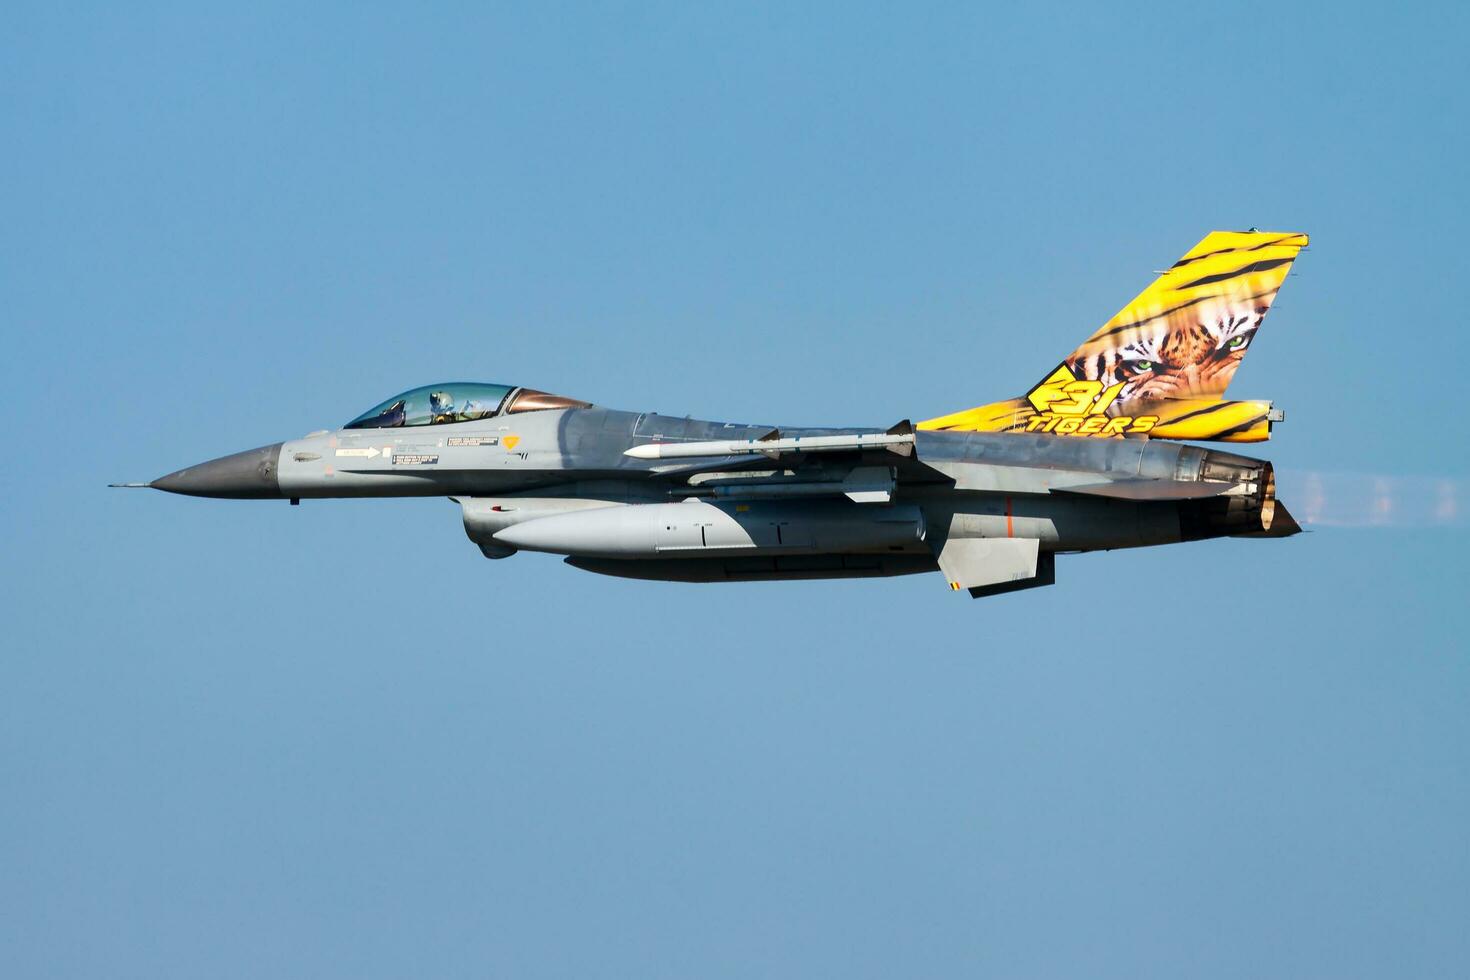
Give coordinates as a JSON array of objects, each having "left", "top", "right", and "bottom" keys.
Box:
[{"left": 921, "top": 230, "right": 1308, "bottom": 442}]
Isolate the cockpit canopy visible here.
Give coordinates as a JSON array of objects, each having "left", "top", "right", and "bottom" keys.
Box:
[{"left": 344, "top": 383, "right": 590, "bottom": 429}]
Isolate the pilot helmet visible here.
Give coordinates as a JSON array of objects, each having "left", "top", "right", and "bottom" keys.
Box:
[{"left": 429, "top": 391, "right": 455, "bottom": 415}]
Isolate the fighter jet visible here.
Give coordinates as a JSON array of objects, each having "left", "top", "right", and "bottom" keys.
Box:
[{"left": 116, "top": 230, "right": 1307, "bottom": 597}]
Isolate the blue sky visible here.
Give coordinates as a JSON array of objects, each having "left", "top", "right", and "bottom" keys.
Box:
[{"left": 3, "top": 3, "right": 1467, "bottom": 978}]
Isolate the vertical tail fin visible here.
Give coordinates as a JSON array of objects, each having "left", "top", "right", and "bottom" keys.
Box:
[
  {"left": 920, "top": 230, "right": 1308, "bottom": 442},
  {"left": 1063, "top": 230, "right": 1308, "bottom": 404}
]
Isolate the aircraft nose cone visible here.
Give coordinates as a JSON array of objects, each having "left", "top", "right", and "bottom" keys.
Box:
[{"left": 151, "top": 443, "right": 284, "bottom": 498}]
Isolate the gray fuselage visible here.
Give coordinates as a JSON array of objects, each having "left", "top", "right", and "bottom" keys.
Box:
[{"left": 144, "top": 401, "right": 1285, "bottom": 589}]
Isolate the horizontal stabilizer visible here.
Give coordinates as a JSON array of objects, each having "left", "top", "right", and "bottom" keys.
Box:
[
  {"left": 1233, "top": 499, "right": 1303, "bottom": 538},
  {"left": 1053, "top": 479, "right": 1238, "bottom": 501}
]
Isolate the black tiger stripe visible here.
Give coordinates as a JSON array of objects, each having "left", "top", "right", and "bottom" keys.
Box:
[
  {"left": 1168, "top": 235, "right": 1300, "bottom": 270},
  {"left": 1175, "top": 256, "right": 1294, "bottom": 291},
  {"left": 1205, "top": 412, "right": 1270, "bottom": 440},
  {"left": 1087, "top": 294, "right": 1215, "bottom": 342},
  {"left": 1157, "top": 401, "right": 1242, "bottom": 427},
  {"left": 1084, "top": 286, "right": 1281, "bottom": 345}
]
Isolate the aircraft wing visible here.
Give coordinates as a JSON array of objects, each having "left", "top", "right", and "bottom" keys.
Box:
[
  {"left": 625, "top": 420, "right": 915, "bottom": 461},
  {"left": 630, "top": 421, "right": 928, "bottom": 503}
]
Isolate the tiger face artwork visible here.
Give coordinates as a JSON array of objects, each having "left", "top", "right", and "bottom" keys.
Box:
[
  {"left": 1067, "top": 306, "right": 1266, "bottom": 406},
  {"left": 1058, "top": 231, "right": 1308, "bottom": 412},
  {"left": 915, "top": 230, "right": 1309, "bottom": 443}
]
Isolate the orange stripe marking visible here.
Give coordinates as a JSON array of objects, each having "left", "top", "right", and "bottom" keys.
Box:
[{"left": 1006, "top": 496, "right": 1013, "bottom": 538}]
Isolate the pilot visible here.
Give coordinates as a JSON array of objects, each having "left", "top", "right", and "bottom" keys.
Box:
[{"left": 429, "top": 390, "right": 457, "bottom": 424}]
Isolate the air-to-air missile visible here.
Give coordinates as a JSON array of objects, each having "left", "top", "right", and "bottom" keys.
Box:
[{"left": 116, "top": 230, "right": 1307, "bottom": 597}]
